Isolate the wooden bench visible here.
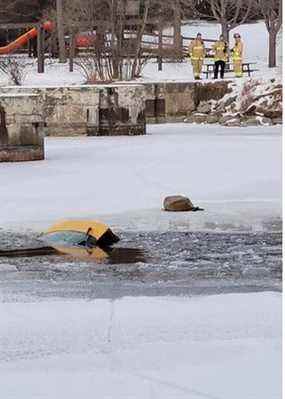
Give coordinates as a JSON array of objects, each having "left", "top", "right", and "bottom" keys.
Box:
[{"left": 203, "top": 62, "right": 258, "bottom": 79}]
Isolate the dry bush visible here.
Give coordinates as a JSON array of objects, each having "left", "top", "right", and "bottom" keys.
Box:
[
  {"left": 0, "top": 56, "right": 32, "bottom": 85},
  {"left": 46, "top": 0, "right": 183, "bottom": 82}
]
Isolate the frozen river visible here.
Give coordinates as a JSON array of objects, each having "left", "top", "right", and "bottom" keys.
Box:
[
  {"left": 0, "top": 124, "right": 281, "bottom": 228},
  {"left": 0, "top": 124, "right": 281, "bottom": 300},
  {"left": 0, "top": 124, "right": 281, "bottom": 399}
]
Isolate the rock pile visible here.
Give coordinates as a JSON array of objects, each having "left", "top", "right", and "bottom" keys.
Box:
[{"left": 184, "top": 78, "right": 282, "bottom": 127}]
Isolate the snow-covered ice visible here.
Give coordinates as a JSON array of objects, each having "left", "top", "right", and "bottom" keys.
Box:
[
  {"left": 0, "top": 18, "right": 282, "bottom": 398},
  {"left": 0, "top": 127, "right": 282, "bottom": 398},
  {"left": 0, "top": 126, "right": 281, "bottom": 399},
  {"left": 0, "top": 292, "right": 281, "bottom": 399},
  {"left": 0, "top": 124, "right": 281, "bottom": 232}
]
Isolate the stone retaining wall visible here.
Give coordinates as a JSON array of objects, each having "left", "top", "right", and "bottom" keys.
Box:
[
  {"left": 0, "top": 84, "right": 146, "bottom": 136},
  {"left": 0, "top": 81, "right": 231, "bottom": 136},
  {"left": 0, "top": 145, "right": 44, "bottom": 162},
  {"left": 144, "top": 81, "right": 231, "bottom": 122},
  {"left": 0, "top": 93, "right": 45, "bottom": 162}
]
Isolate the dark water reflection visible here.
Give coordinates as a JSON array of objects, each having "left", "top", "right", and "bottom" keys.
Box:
[
  {"left": 0, "top": 245, "right": 146, "bottom": 264},
  {"left": 0, "top": 230, "right": 282, "bottom": 300}
]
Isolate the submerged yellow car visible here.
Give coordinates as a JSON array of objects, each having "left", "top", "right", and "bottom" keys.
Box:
[
  {"left": 0, "top": 220, "right": 146, "bottom": 263},
  {"left": 45, "top": 219, "right": 120, "bottom": 248}
]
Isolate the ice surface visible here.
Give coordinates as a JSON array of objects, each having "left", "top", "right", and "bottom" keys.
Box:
[
  {"left": 0, "top": 293, "right": 281, "bottom": 399},
  {"left": 0, "top": 120, "right": 281, "bottom": 399},
  {"left": 0, "top": 124, "right": 281, "bottom": 231},
  {"left": 0, "top": 19, "right": 282, "bottom": 396}
]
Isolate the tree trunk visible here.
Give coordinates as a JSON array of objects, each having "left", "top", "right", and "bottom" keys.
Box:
[
  {"left": 0, "top": 105, "right": 8, "bottom": 146},
  {"left": 37, "top": 25, "right": 45, "bottom": 73},
  {"left": 56, "top": 0, "right": 66, "bottom": 63},
  {"left": 158, "top": 25, "right": 163, "bottom": 71},
  {"left": 221, "top": 22, "right": 229, "bottom": 43},
  {"left": 173, "top": 5, "right": 182, "bottom": 56},
  {"left": 268, "top": 29, "right": 277, "bottom": 68},
  {"left": 69, "top": 31, "right": 76, "bottom": 72}
]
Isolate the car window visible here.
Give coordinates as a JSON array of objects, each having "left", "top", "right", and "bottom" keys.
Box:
[{"left": 43, "top": 231, "right": 92, "bottom": 247}]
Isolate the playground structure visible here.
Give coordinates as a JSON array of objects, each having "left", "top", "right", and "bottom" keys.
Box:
[
  {"left": 0, "top": 21, "right": 97, "bottom": 73},
  {"left": 0, "top": 21, "right": 53, "bottom": 54},
  {"left": 0, "top": 19, "right": 217, "bottom": 74},
  {"left": 0, "top": 21, "right": 97, "bottom": 55}
]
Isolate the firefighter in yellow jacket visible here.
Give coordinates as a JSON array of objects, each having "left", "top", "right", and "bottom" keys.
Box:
[
  {"left": 212, "top": 34, "right": 228, "bottom": 79},
  {"left": 189, "top": 33, "right": 206, "bottom": 80},
  {"left": 231, "top": 33, "right": 243, "bottom": 77}
]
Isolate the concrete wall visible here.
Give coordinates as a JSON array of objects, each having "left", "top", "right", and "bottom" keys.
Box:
[
  {"left": 0, "top": 93, "right": 44, "bottom": 146},
  {"left": 144, "top": 81, "right": 232, "bottom": 122},
  {"left": 0, "top": 81, "right": 231, "bottom": 136},
  {"left": 0, "top": 84, "right": 146, "bottom": 136},
  {"left": 87, "top": 85, "right": 146, "bottom": 136},
  {"left": 0, "top": 146, "right": 44, "bottom": 162},
  {"left": 0, "top": 86, "right": 99, "bottom": 136},
  {"left": 0, "top": 93, "right": 45, "bottom": 162}
]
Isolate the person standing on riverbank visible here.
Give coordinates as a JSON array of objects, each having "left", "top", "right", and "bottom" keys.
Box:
[
  {"left": 212, "top": 35, "right": 228, "bottom": 79},
  {"left": 189, "top": 33, "right": 206, "bottom": 80},
  {"left": 231, "top": 33, "right": 244, "bottom": 77}
]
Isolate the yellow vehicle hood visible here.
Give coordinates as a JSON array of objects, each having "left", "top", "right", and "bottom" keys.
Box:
[{"left": 47, "top": 219, "right": 120, "bottom": 246}]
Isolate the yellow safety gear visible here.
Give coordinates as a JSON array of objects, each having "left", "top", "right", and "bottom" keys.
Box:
[
  {"left": 233, "top": 60, "right": 243, "bottom": 77},
  {"left": 189, "top": 39, "right": 205, "bottom": 78},
  {"left": 232, "top": 40, "right": 243, "bottom": 77},
  {"left": 189, "top": 39, "right": 205, "bottom": 60},
  {"left": 232, "top": 41, "right": 243, "bottom": 60},
  {"left": 212, "top": 40, "right": 228, "bottom": 62},
  {"left": 191, "top": 59, "right": 203, "bottom": 78}
]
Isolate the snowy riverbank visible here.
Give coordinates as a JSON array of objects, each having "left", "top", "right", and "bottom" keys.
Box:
[{"left": 0, "top": 20, "right": 281, "bottom": 87}]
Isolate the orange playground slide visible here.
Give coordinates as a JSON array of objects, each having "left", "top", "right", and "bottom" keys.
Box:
[{"left": 0, "top": 21, "right": 53, "bottom": 55}]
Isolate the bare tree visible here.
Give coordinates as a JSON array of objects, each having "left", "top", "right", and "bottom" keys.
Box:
[
  {"left": 0, "top": 103, "right": 8, "bottom": 146},
  {"left": 52, "top": 0, "right": 156, "bottom": 81},
  {"left": 56, "top": 0, "right": 66, "bottom": 62},
  {"left": 190, "top": 0, "right": 255, "bottom": 42},
  {"left": 156, "top": 0, "right": 184, "bottom": 57},
  {"left": 0, "top": 56, "right": 32, "bottom": 85},
  {"left": 255, "top": 0, "right": 282, "bottom": 67},
  {"left": 173, "top": 1, "right": 182, "bottom": 51},
  {"left": 44, "top": 0, "right": 187, "bottom": 81},
  {"left": 0, "top": 0, "right": 43, "bottom": 23}
]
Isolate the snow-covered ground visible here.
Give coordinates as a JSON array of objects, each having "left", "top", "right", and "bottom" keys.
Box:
[
  {"left": 142, "top": 20, "right": 282, "bottom": 83},
  {"left": 0, "top": 19, "right": 282, "bottom": 397},
  {"left": 0, "top": 20, "right": 281, "bottom": 86},
  {"left": 0, "top": 124, "right": 281, "bottom": 232},
  {"left": 0, "top": 292, "right": 281, "bottom": 399}
]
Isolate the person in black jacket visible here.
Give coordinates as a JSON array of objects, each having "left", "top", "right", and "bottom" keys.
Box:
[{"left": 212, "top": 35, "right": 229, "bottom": 79}]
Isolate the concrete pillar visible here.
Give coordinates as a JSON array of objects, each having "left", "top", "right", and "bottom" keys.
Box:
[
  {"left": 86, "top": 105, "right": 100, "bottom": 136},
  {"left": 87, "top": 84, "right": 146, "bottom": 136},
  {"left": 0, "top": 94, "right": 45, "bottom": 162}
]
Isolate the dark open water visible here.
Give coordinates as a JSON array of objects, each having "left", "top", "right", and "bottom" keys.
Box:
[{"left": 0, "top": 229, "right": 281, "bottom": 301}]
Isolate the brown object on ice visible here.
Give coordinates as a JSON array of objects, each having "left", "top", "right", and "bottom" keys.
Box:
[{"left": 163, "top": 195, "right": 194, "bottom": 212}]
